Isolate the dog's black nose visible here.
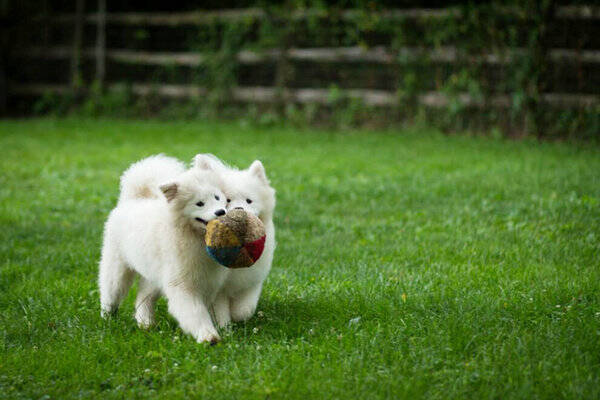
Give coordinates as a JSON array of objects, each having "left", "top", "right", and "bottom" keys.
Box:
[
  {"left": 214, "top": 209, "right": 226, "bottom": 216},
  {"left": 234, "top": 207, "right": 244, "bottom": 210}
]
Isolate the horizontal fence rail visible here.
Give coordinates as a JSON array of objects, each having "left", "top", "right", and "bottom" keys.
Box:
[
  {"left": 18, "top": 46, "right": 600, "bottom": 66},
  {"left": 13, "top": 83, "right": 600, "bottom": 109},
  {"left": 41, "top": 6, "right": 600, "bottom": 25}
]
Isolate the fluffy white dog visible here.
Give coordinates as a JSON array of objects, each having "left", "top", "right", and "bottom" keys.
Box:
[
  {"left": 193, "top": 154, "right": 276, "bottom": 328},
  {"left": 98, "top": 155, "right": 229, "bottom": 343}
]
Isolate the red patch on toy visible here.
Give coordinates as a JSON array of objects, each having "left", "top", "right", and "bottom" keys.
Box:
[{"left": 244, "top": 235, "right": 266, "bottom": 262}]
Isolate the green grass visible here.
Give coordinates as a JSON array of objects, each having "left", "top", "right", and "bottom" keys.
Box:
[{"left": 1, "top": 118, "right": 599, "bottom": 399}]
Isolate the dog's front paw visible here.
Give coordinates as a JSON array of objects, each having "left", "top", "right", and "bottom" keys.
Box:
[
  {"left": 196, "top": 326, "right": 221, "bottom": 345},
  {"left": 230, "top": 303, "right": 256, "bottom": 322},
  {"left": 215, "top": 310, "right": 231, "bottom": 329},
  {"left": 100, "top": 304, "right": 117, "bottom": 319},
  {"left": 135, "top": 312, "right": 155, "bottom": 330}
]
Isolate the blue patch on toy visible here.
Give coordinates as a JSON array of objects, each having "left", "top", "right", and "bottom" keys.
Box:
[{"left": 206, "top": 245, "right": 242, "bottom": 267}]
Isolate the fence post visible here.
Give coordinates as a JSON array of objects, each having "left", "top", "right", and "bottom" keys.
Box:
[
  {"left": 0, "top": 55, "right": 6, "bottom": 116},
  {"left": 71, "top": 0, "right": 84, "bottom": 89},
  {"left": 272, "top": 10, "right": 292, "bottom": 114},
  {"left": 0, "top": 0, "right": 7, "bottom": 115},
  {"left": 96, "top": 0, "right": 106, "bottom": 90},
  {"left": 528, "top": 0, "right": 556, "bottom": 137}
]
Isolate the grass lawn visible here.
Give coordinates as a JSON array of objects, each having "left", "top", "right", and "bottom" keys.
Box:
[{"left": 1, "top": 118, "right": 599, "bottom": 399}]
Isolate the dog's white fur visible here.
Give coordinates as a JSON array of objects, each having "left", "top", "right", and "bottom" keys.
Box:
[
  {"left": 99, "top": 154, "right": 229, "bottom": 343},
  {"left": 193, "top": 154, "right": 276, "bottom": 328}
]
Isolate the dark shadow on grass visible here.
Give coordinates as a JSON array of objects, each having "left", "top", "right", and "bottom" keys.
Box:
[
  {"left": 122, "top": 290, "right": 384, "bottom": 343},
  {"left": 236, "top": 294, "right": 377, "bottom": 341}
]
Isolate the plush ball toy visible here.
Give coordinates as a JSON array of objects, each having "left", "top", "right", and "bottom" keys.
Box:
[{"left": 205, "top": 209, "right": 266, "bottom": 268}]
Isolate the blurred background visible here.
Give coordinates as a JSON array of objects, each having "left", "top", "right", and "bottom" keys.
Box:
[{"left": 2, "top": 0, "right": 599, "bottom": 138}]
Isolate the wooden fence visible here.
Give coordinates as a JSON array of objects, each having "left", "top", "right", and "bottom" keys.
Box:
[{"left": 7, "top": 4, "right": 600, "bottom": 133}]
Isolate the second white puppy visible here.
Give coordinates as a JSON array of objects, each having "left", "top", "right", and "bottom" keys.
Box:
[
  {"left": 99, "top": 155, "right": 228, "bottom": 343},
  {"left": 193, "top": 154, "right": 276, "bottom": 328}
]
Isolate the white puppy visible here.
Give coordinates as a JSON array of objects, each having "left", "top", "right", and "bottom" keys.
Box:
[
  {"left": 193, "top": 154, "right": 276, "bottom": 328},
  {"left": 98, "top": 155, "right": 229, "bottom": 343}
]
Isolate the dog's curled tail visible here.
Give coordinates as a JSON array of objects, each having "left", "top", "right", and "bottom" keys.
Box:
[{"left": 119, "top": 154, "right": 186, "bottom": 203}]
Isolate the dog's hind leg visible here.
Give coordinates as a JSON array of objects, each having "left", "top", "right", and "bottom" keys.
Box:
[
  {"left": 99, "top": 242, "right": 135, "bottom": 318},
  {"left": 135, "top": 277, "right": 161, "bottom": 328}
]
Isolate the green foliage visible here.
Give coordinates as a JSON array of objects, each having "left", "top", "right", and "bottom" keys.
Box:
[
  {"left": 80, "top": 83, "right": 133, "bottom": 118},
  {"left": 33, "top": 83, "right": 136, "bottom": 118},
  {"left": 1, "top": 119, "right": 600, "bottom": 398},
  {"left": 33, "top": 91, "right": 77, "bottom": 116}
]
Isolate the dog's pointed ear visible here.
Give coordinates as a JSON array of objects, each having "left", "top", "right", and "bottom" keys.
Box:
[
  {"left": 193, "top": 154, "right": 215, "bottom": 171},
  {"left": 249, "top": 160, "right": 268, "bottom": 184},
  {"left": 159, "top": 182, "right": 178, "bottom": 202}
]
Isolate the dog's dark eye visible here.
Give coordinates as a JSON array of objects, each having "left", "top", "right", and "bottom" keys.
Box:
[
  {"left": 196, "top": 201, "right": 204, "bottom": 207},
  {"left": 227, "top": 199, "right": 231, "bottom": 203},
  {"left": 246, "top": 199, "right": 252, "bottom": 204},
  {"left": 215, "top": 195, "right": 220, "bottom": 200}
]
